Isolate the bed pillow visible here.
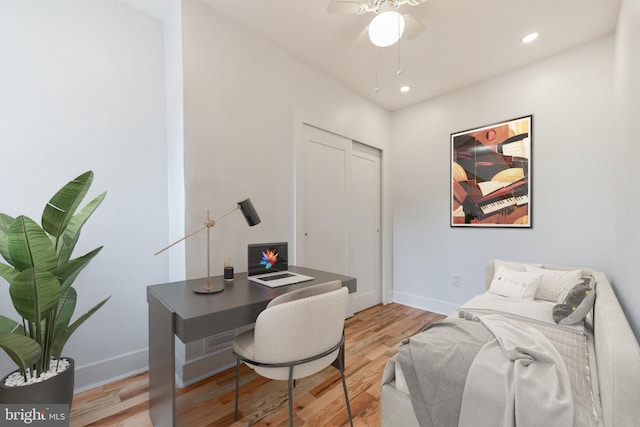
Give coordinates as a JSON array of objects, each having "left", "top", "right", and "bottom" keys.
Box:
[
  {"left": 494, "top": 259, "right": 543, "bottom": 273},
  {"left": 524, "top": 266, "right": 582, "bottom": 302},
  {"left": 552, "top": 281, "right": 596, "bottom": 325},
  {"left": 488, "top": 266, "right": 542, "bottom": 299}
]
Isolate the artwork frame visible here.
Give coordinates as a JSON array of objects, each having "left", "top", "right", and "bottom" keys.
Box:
[{"left": 451, "top": 115, "right": 532, "bottom": 228}]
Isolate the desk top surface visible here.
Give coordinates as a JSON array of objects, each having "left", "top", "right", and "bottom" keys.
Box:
[{"left": 147, "top": 266, "right": 356, "bottom": 323}]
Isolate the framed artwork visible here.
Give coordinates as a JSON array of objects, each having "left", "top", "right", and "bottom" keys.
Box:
[{"left": 451, "top": 115, "right": 532, "bottom": 227}]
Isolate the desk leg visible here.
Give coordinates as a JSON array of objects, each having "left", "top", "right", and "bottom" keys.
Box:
[{"left": 148, "top": 295, "right": 176, "bottom": 427}]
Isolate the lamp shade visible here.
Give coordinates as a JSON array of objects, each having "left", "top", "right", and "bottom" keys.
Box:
[
  {"left": 368, "top": 10, "right": 405, "bottom": 47},
  {"left": 238, "top": 198, "right": 261, "bottom": 226}
]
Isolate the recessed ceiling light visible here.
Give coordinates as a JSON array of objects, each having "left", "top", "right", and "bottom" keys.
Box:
[
  {"left": 400, "top": 85, "right": 411, "bottom": 93},
  {"left": 521, "top": 32, "right": 539, "bottom": 44}
]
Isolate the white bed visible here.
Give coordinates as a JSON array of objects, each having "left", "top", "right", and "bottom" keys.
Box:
[{"left": 380, "top": 260, "right": 640, "bottom": 427}]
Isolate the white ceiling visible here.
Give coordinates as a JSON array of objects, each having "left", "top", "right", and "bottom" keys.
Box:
[{"left": 119, "top": 0, "right": 621, "bottom": 111}]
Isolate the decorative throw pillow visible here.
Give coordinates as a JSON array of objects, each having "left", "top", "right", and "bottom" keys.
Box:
[
  {"left": 488, "top": 266, "right": 542, "bottom": 299},
  {"left": 556, "top": 275, "right": 596, "bottom": 304},
  {"left": 553, "top": 282, "right": 596, "bottom": 325},
  {"left": 524, "top": 266, "right": 582, "bottom": 302}
]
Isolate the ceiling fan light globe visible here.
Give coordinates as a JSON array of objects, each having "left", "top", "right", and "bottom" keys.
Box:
[{"left": 368, "top": 10, "right": 405, "bottom": 47}]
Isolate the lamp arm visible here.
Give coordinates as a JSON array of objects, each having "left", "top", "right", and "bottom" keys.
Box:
[
  {"left": 153, "top": 205, "right": 240, "bottom": 256},
  {"left": 212, "top": 205, "right": 240, "bottom": 222},
  {"left": 154, "top": 223, "right": 209, "bottom": 255}
]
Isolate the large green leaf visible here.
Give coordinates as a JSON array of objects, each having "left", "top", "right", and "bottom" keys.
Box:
[
  {"left": 0, "top": 316, "right": 33, "bottom": 375},
  {"left": 0, "top": 315, "right": 23, "bottom": 334},
  {"left": 51, "top": 287, "right": 76, "bottom": 357},
  {"left": 0, "top": 213, "right": 13, "bottom": 232},
  {"left": 0, "top": 332, "right": 41, "bottom": 378},
  {"left": 51, "top": 295, "right": 110, "bottom": 358},
  {"left": 9, "top": 268, "right": 60, "bottom": 323},
  {"left": 58, "top": 192, "right": 106, "bottom": 265},
  {"left": 0, "top": 262, "right": 18, "bottom": 286},
  {"left": 42, "top": 171, "right": 93, "bottom": 247},
  {"left": 56, "top": 246, "right": 103, "bottom": 294},
  {"left": 0, "top": 213, "right": 14, "bottom": 265},
  {"left": 6, "top": 216, "right": 58, "bottom": 273}
]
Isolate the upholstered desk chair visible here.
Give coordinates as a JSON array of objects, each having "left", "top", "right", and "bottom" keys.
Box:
[{"left": 232, "top": 280, "right": 353, "bottom": 426}]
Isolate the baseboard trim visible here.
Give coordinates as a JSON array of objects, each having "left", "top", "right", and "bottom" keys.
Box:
[
  {"left": 391, "top": 291, "right": 457, "bottom": 315},
  {"left": 74, "top": 348, "right": 148, "bottom": 393}
]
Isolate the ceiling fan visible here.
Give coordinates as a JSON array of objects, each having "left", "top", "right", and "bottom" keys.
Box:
[{"left": 327, "top": 0, "right": 427, "bottom": 47}]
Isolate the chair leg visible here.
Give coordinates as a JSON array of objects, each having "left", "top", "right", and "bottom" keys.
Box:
[
  {"left": 287, "top": 366, "right": 294, "bottom": 427},
  {"left": 235, "top": 359, "right": 241, "bottom": 421},
  {"left": 338, "top": 348, "right": 354, "bottom": 427}
]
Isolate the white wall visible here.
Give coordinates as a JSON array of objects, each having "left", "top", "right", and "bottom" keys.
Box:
[
  {"left": 392, "top": 37, "right": 616, "bottom": 314},
  {"left": 177, "top": 0, "right": 391, "bottom": 280},
  {"left": 161, "top": 0, "right": 393, "bottom": 383},
  {"left": 0, "top": 0, "right": 169, "bottom": 390},
  {"left": 163, "top": 0, "right": 187, "bottom": 282},
  {"left": 1, "top": 0, "right": 391, "bottom": 391},
  {"left": 613, "top": 0, "right": 640, "bottom": 339}
]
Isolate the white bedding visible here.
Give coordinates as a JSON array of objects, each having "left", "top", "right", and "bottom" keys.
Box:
[
  {"left": 392, "top": 291, "right": 601, "bottom": 426},
  {"left": 459, "top": 314, "right": 574, "bottom": 427},
  {"left": 460, "top": 293, "right": 600, "bottom": 426},
  {"left": 518, "top": 315, "right": 601, "bottom": 426},
  {"left": 459, "top": 292, "right": 585, "bottom": 333},
  {"left": 382, "top": 263, "right": 640, "bottom": 427}
]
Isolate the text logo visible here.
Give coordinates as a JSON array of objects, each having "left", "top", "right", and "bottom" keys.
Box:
[{"left": 1, "top": 405, "right": 69, "bottom": 426}]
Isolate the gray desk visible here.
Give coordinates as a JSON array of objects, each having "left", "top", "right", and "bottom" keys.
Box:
[{"left": 147, "top": 266, "right": 356, "bottom": 427}]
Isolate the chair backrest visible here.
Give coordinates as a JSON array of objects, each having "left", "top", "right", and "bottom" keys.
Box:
[
  {"left": 253, "top": 281, "right": 348, "bottom": 378},
  {"left": 267, "top": 280, "right": 342, "bottom": 308}
]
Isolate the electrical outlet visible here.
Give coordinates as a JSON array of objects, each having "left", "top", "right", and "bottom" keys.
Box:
[{"left": 452, "top": 274, "right": 462, "bottom": 287}]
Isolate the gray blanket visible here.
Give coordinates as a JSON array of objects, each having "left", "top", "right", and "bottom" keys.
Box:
[
  {"left": 382, "top": 314, "right": 574, "bottom": 427},
  {"left": 387, "top": 318, "right": 493, "bottom": 427}
]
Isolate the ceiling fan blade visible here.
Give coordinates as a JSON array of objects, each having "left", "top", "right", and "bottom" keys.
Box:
[
  {"left": 398, "top": 0, "right": 429, "bottom": 6},
  {"left": 327, "top": 1, "right": 371, "bottom": 15},
  {"left": 403, "top": 14, "right": 425, "bottom": 40},
  {"left": 355, "top": 24, "right": 371, "bottom": 45}
]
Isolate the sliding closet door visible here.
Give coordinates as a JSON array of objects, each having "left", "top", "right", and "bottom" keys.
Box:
[
  {"left": 296, "top": 124, "right": 382, "bottom": 313},
  {"left": 297, "top": 124, "right": 351, "bottom": 274},
  {"left": 351, "top": 142, "right": 381, "bottom": 312}
]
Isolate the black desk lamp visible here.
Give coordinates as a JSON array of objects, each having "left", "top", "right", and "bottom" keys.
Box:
[{"left": 155, "top": 198, "right": 261, "bottom": 294}]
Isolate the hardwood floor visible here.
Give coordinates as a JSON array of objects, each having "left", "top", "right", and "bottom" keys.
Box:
[{"left": 70, "top": 303, "right": 444, "bottom": 426}]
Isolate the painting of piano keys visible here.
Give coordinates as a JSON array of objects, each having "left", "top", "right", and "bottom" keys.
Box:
[{"left": 451, "top": 115, "right": 532, "bottom": 227}]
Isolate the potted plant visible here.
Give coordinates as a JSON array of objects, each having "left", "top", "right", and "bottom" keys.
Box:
[{"left": 0, "top": 171, "right": 109, "bottom": 405}]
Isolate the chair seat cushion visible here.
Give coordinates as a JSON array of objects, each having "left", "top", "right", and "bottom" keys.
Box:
[
  {"left": 234, "top": 326, "right": 340, "bottom": 380},
  {"left": 233, "top": 329, "right": 256, "bottom": 360}
]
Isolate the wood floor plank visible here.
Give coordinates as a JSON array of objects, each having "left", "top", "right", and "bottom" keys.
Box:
[{"left": 70, "top": 303, "right": 444, "bottom": 426}]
